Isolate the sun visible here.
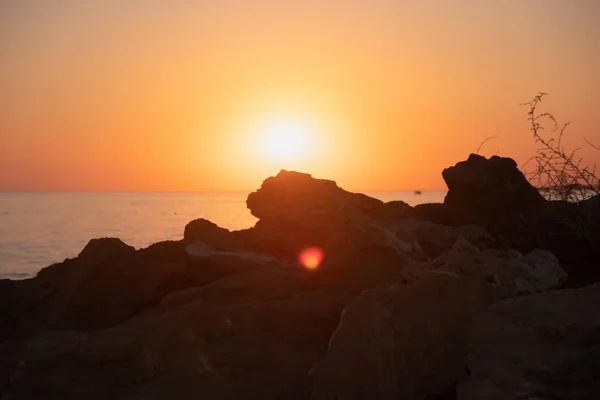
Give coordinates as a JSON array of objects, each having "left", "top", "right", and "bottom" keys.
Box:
[{"left": 259, "top": 117, "right": 313, "bottom": 163}]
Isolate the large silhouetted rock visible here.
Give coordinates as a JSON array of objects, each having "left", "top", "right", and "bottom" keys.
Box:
[
  {"left": 442, "top": 154, "right": 599, "bottom": 274},
  {"left": 442, "top": 154, "right": 545, "bottom": 229},
  {"left": 458, "top": 283, "right": 600, "bottom": 400},
  {"left": 247, "top": 170, "right": 385, "bottom": 223},
  {"left": 242, "top": 170, "right": 427, "bottom": 293},
  {"left": 244, "top": 170, "right": 389, "bottom": 257},
  {"left": 19, "top": 238, "right": 187, "bottom": 332}
]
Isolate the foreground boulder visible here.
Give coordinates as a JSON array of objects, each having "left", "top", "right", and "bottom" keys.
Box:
[
  {"left": 0, "top": 238, "right": 188, "bottom": 336},
  {"left": 311, "top": 274, "right": 494, "bottom": 399},
  {"left": 459, "top": 283, "right": 600, "bottom": 399},
  {"left": 0, "top": 290, "right": 349, "bottom": 399},
  {"left": 0, "top": 237, "right": 292, "bottom": 340}
]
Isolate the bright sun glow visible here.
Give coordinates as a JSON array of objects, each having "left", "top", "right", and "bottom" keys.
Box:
[{"left": 259, "top": 118, "right": 313, "bottom": 163}]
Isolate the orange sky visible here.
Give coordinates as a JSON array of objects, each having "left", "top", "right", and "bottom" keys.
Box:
[{"left": 1, "top": 0, "right": 599, "bottom": 192}]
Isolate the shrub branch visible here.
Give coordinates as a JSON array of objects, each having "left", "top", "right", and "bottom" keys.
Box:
[{"left": 522, "top": 93, "right": 599, "bottom": 202}]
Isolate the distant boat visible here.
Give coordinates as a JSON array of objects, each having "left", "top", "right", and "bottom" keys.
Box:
[{"left": 414, "top": 190, "right": 422, "bottom": 195}]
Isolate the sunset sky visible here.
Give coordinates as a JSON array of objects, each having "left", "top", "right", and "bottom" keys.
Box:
[{"left": 1, "top": 0, "right": 599, "bottom": 192}]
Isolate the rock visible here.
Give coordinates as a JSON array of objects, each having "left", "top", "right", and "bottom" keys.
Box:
[
  {"left": 0, "top": 238, "right": 151, "bottom": 339},
  {"left": 521, "top": 249, "right": 569, "bottom": 292},
  {"left": 183, "top": 240, "right": 299, "bottom": 287},
  {"left": 241, "top": 170, "right": 426, "bottom": 294},
  {"left": 3, "top": 165, "right": 595, "bottom": 399},
  {"left": 442, "top": 154, "right": 599, "bottom": 277},
  {"left": 1, "top": 235, "right": 310, "bottom": 339},
  {"left": 77, "top": 237, "right": 136, "bottom": 261},
  {"left": 183, "top": 218, "right": 234, "bottom": 249},
  {"left": 247, "top": 170, "right": 385, "bottom": 224},
  {"left": 442, "top": 154, "right": 545, "bottom": 229},
  {"left": 0, "top": 239, "right": 200, "bottom": 337},
  {"left": 458, "top": 283, "right": 600, "bottom": 400},
  {"left": 1, "top": 291, "right": 349, "bottom": 400},
  {"left": 244, "top": 171, "right": 388, "bottom": 256},
  {"left": 522, "top": 200, "right": 597, "bottom": 273},
  {"left": 393, "top": 218, "right": 499, "bottom": 258},
  {"left": 311, "top": 274, "right": 494, "bottom": 399},
  {"left": 159, "top": 266, "right": 311, "bottom": 310},
  {"left": 35, "top": 238, "right": 188, "bottom": 332},
  {"left": 184, "top": 240, "right": 283, "bottom": 265},
  {"left": 410, "top": 202, "right": 455, "bottom": 226},
  {"left": 403, "top": 238, "right": 568, "bottom": 298},
  {"left": 381, "top": 200, "right": 413, "bottom": 219},
  {"left": 223, "top": 219, "right": 310, "bottom": 260}
]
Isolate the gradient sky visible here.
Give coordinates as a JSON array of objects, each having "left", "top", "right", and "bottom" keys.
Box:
[{"left": 1, "top": 0, "right": 599, "bottom": 191}]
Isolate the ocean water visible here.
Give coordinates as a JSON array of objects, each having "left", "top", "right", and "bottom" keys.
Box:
[{"left": 0, "top": 191, "right": 446, "bottom": 280}]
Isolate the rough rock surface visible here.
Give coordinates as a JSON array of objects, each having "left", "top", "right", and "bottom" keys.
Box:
[
  {"left": 0, "top": 238, "right": 186, "bottom": 337},
  {"left": 403, "top": 238, "right": 568, "bottom": 298},
  {"left": 0, "top": 291, "right": 348, "bottom": 400},
  {"left": 458, "top": 283, "right": 600, "bottom": 400},
  {"left": 393, "top": 218, "right": 499, "bottom": 258},
  {"left": 311, "top": 274, "right": 493, "bottom": 399},
  {"left": 0, "top": 238, "right": 291, "bottom": 340}
]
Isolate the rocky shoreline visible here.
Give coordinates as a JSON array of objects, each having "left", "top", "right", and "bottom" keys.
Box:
[{"left": 1, "top": 153, "right": 599, "bottom": 399}]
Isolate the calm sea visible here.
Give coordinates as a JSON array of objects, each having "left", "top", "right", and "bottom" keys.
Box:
[{"left": 0, "top": 191, "right": 445, "bottom": 280}]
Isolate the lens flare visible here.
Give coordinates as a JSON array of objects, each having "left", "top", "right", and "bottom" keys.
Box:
[{"left": 298, "top": 247, "right": 324, "bottom": 270}]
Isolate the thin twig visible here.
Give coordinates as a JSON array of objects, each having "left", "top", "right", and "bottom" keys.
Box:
[
  {"left": 476, "top": 135, "right": 498, "bottom": 155},
  {"left": 521, "top": 93, "right": 599, "bottom": 202}
]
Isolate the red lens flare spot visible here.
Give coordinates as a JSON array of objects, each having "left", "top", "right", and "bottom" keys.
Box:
[{"left": 298, "top": 247, "right": 324, "bottom": 270}]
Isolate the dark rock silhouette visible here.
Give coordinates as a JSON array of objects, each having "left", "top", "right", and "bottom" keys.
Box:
[
  {"left": 442, "top": 154, "right": 545, "bottom": 227},
  {"left": 459, "top": 282, "right": 600, "bottom": 400},
  {"left": 441, "top": 154, "right": 598, "bottom": 274},
  {"left": 0, "top": 154, "right": 599, "bottom": 399},
  {"left": 183, "top": 218, "right": 233, "bottom": 248}
]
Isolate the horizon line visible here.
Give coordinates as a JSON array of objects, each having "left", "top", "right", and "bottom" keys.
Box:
[{"left": 0, "top": 188, "right": 449, "bottom": 194}]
